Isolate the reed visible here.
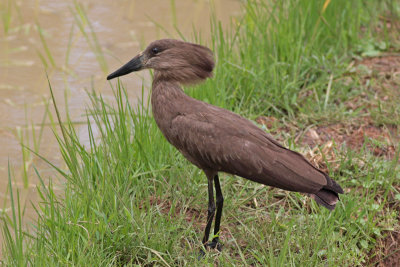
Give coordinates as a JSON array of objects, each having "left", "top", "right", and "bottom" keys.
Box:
[
  {"left": 71, "top": 1, "right": 108, "bottom": 74},
  {"left": 36, "top": 23, "right": 57, "bottom": 68}
]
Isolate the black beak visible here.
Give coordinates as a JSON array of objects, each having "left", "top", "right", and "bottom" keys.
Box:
[{"left": 107, "top": 54, "right": 144, "bottom": 80}]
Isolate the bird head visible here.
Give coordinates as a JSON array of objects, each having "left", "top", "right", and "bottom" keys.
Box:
[{"left": 107, "top": 39, "right": 215, "bottom": 84}]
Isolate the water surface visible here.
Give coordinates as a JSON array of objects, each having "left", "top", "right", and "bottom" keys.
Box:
[{"left": 0, "top": 0, "right": 241, "bottom": 218}]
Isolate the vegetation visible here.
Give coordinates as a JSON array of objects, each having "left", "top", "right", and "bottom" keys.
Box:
[{"left": 1, "top": 0, "right": 399, "bottom": 265}]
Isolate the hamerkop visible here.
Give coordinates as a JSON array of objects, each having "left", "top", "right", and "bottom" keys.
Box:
[{"left": 107, "top": 39, "right": 344, "bottom": 253}]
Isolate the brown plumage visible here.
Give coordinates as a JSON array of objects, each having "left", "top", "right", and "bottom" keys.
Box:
[{"left": 107, "top": 39, "right": 344, "bottom": 253}]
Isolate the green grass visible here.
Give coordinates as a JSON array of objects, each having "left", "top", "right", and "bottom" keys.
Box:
[
  {"left": 36, "top": 22, "right": 57, "bottom": 69},
  {"left": 70, "top": 0, "right": 108, "bottom": 74},
  {"left": 194, "top": 0, "right": 395, "bottom": 119},
  {"left": 1, "top": 0, "right": 400, "bottom": 266},
  {"left": 0, "top": 0, "right": 12, "bottom": 34}
]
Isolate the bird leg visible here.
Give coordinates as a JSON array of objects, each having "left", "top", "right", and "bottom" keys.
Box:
[
  {"left": 202, "top": 176, "right": 215, "bottom": 245},
  {"left": 199, "top": 175, "right": 215, "bottom": 257},
  {"left": 199, "top": 174, "right": 223, "bottom": 257},
  {"left": 208, "top": 174, "right": 223, "bottom": 251}
]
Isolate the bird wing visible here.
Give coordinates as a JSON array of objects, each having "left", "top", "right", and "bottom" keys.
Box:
[{"left": 170, "top": 104, "right": 329, "bottom": 193}]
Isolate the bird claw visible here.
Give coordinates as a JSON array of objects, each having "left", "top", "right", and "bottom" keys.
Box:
[
  {"left": 198, "top": 240, "right": 223, "bottom": 259},
  {"left": 198, "top": 248, "right": 206, "bottom": 260},
  {"left": 205, "top": 240, "right": 222, "bottom": 251}
]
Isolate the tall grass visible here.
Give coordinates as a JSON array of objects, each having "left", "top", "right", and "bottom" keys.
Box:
[
  {"left": 0, "top": 0, "right": 12, "bottom": 34},
  {"left": 71, "top": 0, "right": 108, "bottom": 74},
  {"left": 36, "top": 23, "right": 57, "bottom": 68},
  {"left": 1, "top": 165, "right": 28, "bottom": 266},
  {"left": 191, "top": 0, "right": 388, "bottom": 119},
  {"left": 1, "top": 0, "right": 399, "bottom": 266},
  {"left": 3, "top": 84, "right": 398, "bottom": 265}
]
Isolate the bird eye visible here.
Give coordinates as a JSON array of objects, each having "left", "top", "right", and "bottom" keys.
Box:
[{"left": 151, "top": 47, "right": 160, "bottom": 55}]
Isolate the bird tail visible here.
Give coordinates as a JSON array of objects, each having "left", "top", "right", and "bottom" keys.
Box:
[
  {"left": 310, "top": 175, "right": 344, "bottom": 211},
  {"left": 311, "top": 189, "right": 339, "bottom": 210}
]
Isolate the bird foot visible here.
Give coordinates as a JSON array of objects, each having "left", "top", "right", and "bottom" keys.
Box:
[
  {"left": 198, "top": 240, "right": 223, "bottom": 259},
  {"left": 198, "top": 248, "right": 206, "bottom": 259},
  {"left": 205, "top": 240, "right": 222, "bottom": 252}
]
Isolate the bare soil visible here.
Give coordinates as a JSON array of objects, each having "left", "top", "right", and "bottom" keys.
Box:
[{"left": 301, "top": 122, "right": 398, "bottom": 159}]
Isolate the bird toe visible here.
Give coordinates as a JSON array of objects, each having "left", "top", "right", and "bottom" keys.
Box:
[{"left": 206, "top": 240, "right": 223, "bottom": 252}]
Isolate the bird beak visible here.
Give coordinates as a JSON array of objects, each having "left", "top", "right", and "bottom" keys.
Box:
[{"left": 107, "top": 53, "right": 144, "bottom": 80}]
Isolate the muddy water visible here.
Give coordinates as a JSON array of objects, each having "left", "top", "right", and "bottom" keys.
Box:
[{"left": 0, "top": 0, "right": 241, "bottom": 217}]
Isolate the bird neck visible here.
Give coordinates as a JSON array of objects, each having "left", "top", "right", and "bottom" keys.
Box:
[
  {"left": 151, "top": 71, "right": 191, "bottom": 114},
  {"left": 151, "top": 72, "right": 192, "bottom": 137},
  {"left": 152, "top": 72, "right": 186, "bottom": 98}
]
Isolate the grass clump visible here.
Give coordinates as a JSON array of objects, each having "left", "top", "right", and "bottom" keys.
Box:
[
  {"left": 194, "top": 0, "right": 396, "bottom": 120},
  {"left": 2, "top": 0, "right": 400, "bottom": 266}
]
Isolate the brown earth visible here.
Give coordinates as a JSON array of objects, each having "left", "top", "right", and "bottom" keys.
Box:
[
  {"left": 140, "top": 195, "right": 203, "bottom": 224},
  {"left": 360, "top": 55, "right": 400, "bottom": 74}
]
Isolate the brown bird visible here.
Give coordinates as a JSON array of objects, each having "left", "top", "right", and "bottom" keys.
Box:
[{"left": 107, "top": 39, "right": 343, "bottom": 253}]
